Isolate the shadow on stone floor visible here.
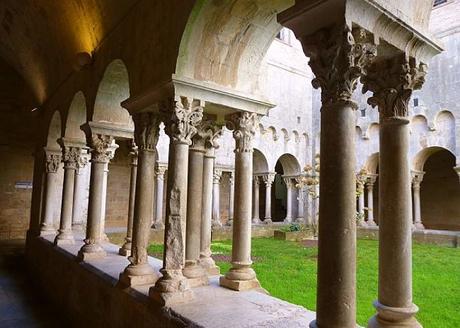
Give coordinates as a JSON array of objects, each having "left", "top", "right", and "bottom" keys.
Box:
[{"left": 0, "top": 240, "right": 72, "bottom": 328}]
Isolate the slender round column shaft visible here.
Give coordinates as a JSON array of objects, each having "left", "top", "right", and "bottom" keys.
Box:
[
  {"left": 72, "top": 153, "right": 88, "bottom": 232},
  {"left": 284, "top": 177, "right": 293, "bottom": 223},
  {"left": 78, "top": 133, "right": 115, "bottom": 261},
  {"left": 262, "top": 173, "right": 275, "bottom": 224},
  {"left": 357, "top": 181, "right": 367, "bottom": 227},
  {"left": 40, "top": 149, "right": 62, "bottom": 236},
  {"left": 212, "top": 169, "right": 222, "bottom": 227},
  {"left": 228, "top": 173, "right": 235, "bottom": 225},
  {"left": 314, "top": 103, "right": 357, "bottom": 328},
  {"left": 220, "top": 112, "right": 260, "bottom": 291},
  {"left": 411, "top": 171, "right": 425, "bottom": 230},
  {"left": 119, "top": 146, "right": 138, "bottom": 256},
  {"left": 55, "top": 145, "right": 80, "bottom": 245},
  {"left": 152, "top": 165, "right": 166, "bottom": 229},
  {"left": 366, "top": 176, "right": 377, "bottom": 226},
  {"left": 183, "top": 144, "right": 207, "bottom": 285},
  {"left": 199, "top": 148, "right": 220, "bottom": 275},
  {"left": 252, "top": 176, "right": 261, "bottom": 224}
]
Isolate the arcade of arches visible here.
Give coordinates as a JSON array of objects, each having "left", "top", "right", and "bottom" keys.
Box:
[{"left": 0, "top": 1, "right": 458, "bottom": 328}]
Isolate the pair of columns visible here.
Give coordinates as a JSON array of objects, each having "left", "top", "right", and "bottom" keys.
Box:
[
  {"left": 212, "top": 169, "right": 235, "bottom": 227},
  {"left": 290, "top": 24, "right": 425, "bottom": 327},
  {"left": 251, "top": 173, "right": 276, "bottom": 224}
]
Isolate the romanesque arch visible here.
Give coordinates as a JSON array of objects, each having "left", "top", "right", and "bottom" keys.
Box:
[
  {"left": 64, "top": 92, "right": 87, "bottom": 141},
  {"left": 253, "top": 148, "right": 269, "bottom": 174}
]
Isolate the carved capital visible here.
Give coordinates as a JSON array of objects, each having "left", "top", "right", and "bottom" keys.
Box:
[
  {"left": 283, "top": 177, "right": 294, "bottom": 189},
  {"left": 155, "top": 164, "right": 167, "bottom": 179},
  {"left": 261, "top": 173, "right": 276, "bottom": 187},
  {"left": 213, "top": 169, "right": 222, "bottom": 184},
  {"left": 366, "top": 173, "right": 378, "bottom": 189},
  {"left": 163, "top": 97, "right": 204, "bottom": 145},
  {"left": 129, "top": 140, "right": 138, "bottom": 166},
  {"left": 195, "top": 119, "right": 224, "bottom": 150},
  {"left": 411, "top": 170, "right": 425, "bottom": 188},
  {"left": 226, "top": 112, "right": 259, "bottom": 153},
  {"left": 133, "top": 112, "right": 161, "bottom": 151},
  {"left": 62, "top": 146, "right": 82, "bottom": 170},
  {"left": 44, "top": 149, "right": 61, "bottom": 173},
  {"left": 362, "top": 55, "right": 427, "bottom": 120},
  {"left": 89, "top": 134, "right": 115, "bottom": 163},
  {"left": 253, "top": 175, "right": 260, "bottom": 187},
  {"left": 303, "top": 25, "right": 376, "bottom": 109}
]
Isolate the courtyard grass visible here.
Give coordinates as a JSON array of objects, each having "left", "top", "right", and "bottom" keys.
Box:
[{"left": 148, "top": 238, "right": 460, "bottom": 327}]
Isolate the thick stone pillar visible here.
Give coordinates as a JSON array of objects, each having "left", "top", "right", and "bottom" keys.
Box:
[
  {"left": 78, "top": 132, "right": 115, "bottom": 261},
  {"left": 261, "top": 173, "right": 275, "bottom": 224},
  {"left": 120, "top": 113, "right": 161, "bottom": 286},
  {"left": 40, "top": 149, "right": 62, "bottom": 236},
  {"left": 183, "top": 127, "right": 207, "bottom": 287},
  {"left": 198, "top": 122, "right": 223, "bottom": 275},
  {"left": 220, "top": 112, "right": 261, "bottom": 291},
  {"left": 72, "top": 151, "right": 89, "bottom": 232},
  {"left": 363, "top": 55, "right": 426, "bottom": 328},
  {"left": 119, "top": 143, "right": 138, "bottom": 256},
  {"left": 411, "top": 170, "right": 425, "bottom": 230},
  {"left": 302, "top": 26, "right": 376, "bottom": 328},
  {"left": 283, "top": 177, "right": 294, "bottom": 223},
  {"left": 212, "top": 168, "right": 223, "bottom": 228},
  {"left": 227, "top": 171, "right": 235, "bottom": 225},
  {"left": 152, "top": 164, "right": 167, "bottom": 229},
  {"left": 252, "top": 176, "right": 261, "bottom": 224},
  {"left": 54, "top": 142, "right": 81, "bottom": 245},
  {"left": 366, "top": 174, "right": 378, "bottom": 226},
  {"left": 150, "top": 97, "right": 203, "bottom": 305}
]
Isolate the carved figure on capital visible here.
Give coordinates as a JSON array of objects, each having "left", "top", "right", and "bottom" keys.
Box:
[
  {"left": 132, "top": 112, "right": 161, "bottom": 151},
  {"left": 44, "top": 150, "right": 62, "bottom": 173}
]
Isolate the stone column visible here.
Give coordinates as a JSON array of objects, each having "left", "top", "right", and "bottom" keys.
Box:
[
  {"left": 261, "top": 173, "right": 275, "bottom": 224},
  {"left": 199, "top": 122, "right": 222, "bottom": 275},
  {"left": 78, "top": 132, "right": 115, "bottom": 261},
  {"left": 120, "top": 113, "right": 161, "bottom": 286},
  {"left": 301, "top": 26, "right": 376, "bottom": 328},
  {"left": 152, "top": 164, "right": 167, "bottom": 229},
  {"left": 220, "top": 112, "right": 261, "bottom": 291},
  {"left": 72, "top": 150, "right": 89, "bottom": 231},
  {"left": 150, "top": 97, "right": 203, "bottom": 305},
  {"left": 40, "top": 149, "right": 62, "bottom": 236},
  {"left": 119, "top": 143, "right": 138, "bottom": 256},
  {"left": 366, "top": 174, "right": 378, "bottom": 226},
  {"left": 212, "top": 168, "right": 223, "bottom": 228},
  {"left": 283, "top": 177, "right": 294, "bottom": 223},
  {"left": 100, "top": 143, "right": 118, "bottom": 242},
  {"left": 227, "top": 171, "right": 235, "bottom": 225},
  {"left": 363, "top": 55, "right": 426, "bottom": 328},
  {"left": 252, "top": 176, "right": 261, "bottom": 224},
  {"left": 356, "top": 175, "right": 367, "bottom": 227},
  {"left": 295, "top": 177, "right": 305, "bottom": 222},
  {"left": 411, "top": 170, "right": 425, "bottom": 230},
  {"left": 54, "top": 142, "right": 81, "bottom": 245},
  {"left": 183, "top": 125, "right": 208, "bottom": 287}
]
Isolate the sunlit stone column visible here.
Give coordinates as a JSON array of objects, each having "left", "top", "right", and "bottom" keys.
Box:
[
  {"left": 119, "top": 142, "right": 138, "bottom": 256},
  {"left": 72, "top": 150, "right": 89, "bottom": 232},
  {"left": 78, "top": 131, "right": 116, "bottom": 261},
  {"left": 40, "top": 148, "right": 62, "bottom": 236},
  {"left": 296, "top": 177, "right": 305, "bottom": 222},
  {"left": 54, "top": 141, "right": 81, "bottom": 245},
  {"left": 199, "top": 122, "right": 222, "bottom": 276},
  {"left": 356, "top": 173, "right": 367, "bottom": 227},
  {"left": 261, "top": 173, "right": 275, "bottom": 224},
  {"left": 283, "top": 177, "right": 294, "bottom": 223},
  {"left": 363, "top": 55, "right": 426, "bottom": 328},
  {"left": 152, "top": 164, "right": 167, "bottom": 229},
  {"left": 227, "top": 171, "right": 235, "bottom": 226},
  {"left": 411, "top": 170, "right": 425, "bottom": 230},
  {"left": 212, "top": 168, "right": 223, "bottom": 228},
  {"left": 301, "top": 26, "right": 376, "bottom": 328},
  {"left": 100, "top": 143, "right": 118, "bottom": 242},
  {"left": 366, "top": 174, "right": 378, "bottom": 226},
  {"left": 120, "top": 113, "right": 161, "bottom": 286},
  {"left": 150, "top": 97, "right": 203, "bottom": 305},
  {"left": 220, "top": 112, "right": 261, "bottom": 291},
  {"left": 252, "top": 176, "right": 261, "bottom": 224},
  {"left": 183, "top": 125, "right": 208, "bottom": 287}
]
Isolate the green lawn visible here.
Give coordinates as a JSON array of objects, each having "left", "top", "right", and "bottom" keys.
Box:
[{"left": 148, "top": 238, "right": 460, "bottom": 327}]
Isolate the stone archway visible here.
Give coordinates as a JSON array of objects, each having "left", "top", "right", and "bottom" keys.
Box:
[
  {"left": 364, "top": 152, "right": 379, "bottom": 224},
  {"left": 416, "top": 148, "right": 460, "bottom": 230},
  {"left": 273, "top": 153, "right": 301, "bottom": 222}
]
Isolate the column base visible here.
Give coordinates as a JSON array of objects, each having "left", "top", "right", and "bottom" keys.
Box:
[
  {"left": 212, "top": 220, "right": 223, "bottom": 229},
  {"left": 284, "top": 217, "right": 293, "bottom": 224},
  {"left": 183, "top": 261, "right": 209, "bottom": 287},
  {"left": 149, "top": 269, "right": 193, "bottom": 306},
  {"left": 367, "top": 220, "right": 377, "bottom": 227},
  {"left": 77, "top": 243, "right": 106, "bottom": 261},
  {"left": 219, "top": 276, "right": 261, "bottom": 291},
  {"left": 39, "top": 226, "right": 56, "bottom": 236},
  {"left": 368, "top": 301, "right": 421, "bottom": 328},
  {"left": 118, "top": 247, "right": 131, "bottom": 257},
  {"left": 54, "top": 236, "right": 75, "bottom": 246},
  {"left": 358, "top": 220, "right": 368, "bottom": 228},
  {"left": 198, "top": 256, "right": 220, "bottom": 276},
  {"left": 119, "top": 263, "right": 159, "bottom": 287},
  {"left": 226, "top": 219, "right": 233, "bottom": 226},
  {"left": 413, "top": 223, "right": 425, "bottom": 230},
  {"left": 252, "top": 218, "right": 262, "bottom": 224},
  {"left": 151, "top": 222, "right": 164, "bottom": 230},
  {"left": 263, "top": 219, "right": 273, "bottom": 225}
]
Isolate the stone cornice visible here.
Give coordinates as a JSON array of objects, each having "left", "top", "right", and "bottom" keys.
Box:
[{"left": 81, "top": 121, "right": 134, "bottom": 140}]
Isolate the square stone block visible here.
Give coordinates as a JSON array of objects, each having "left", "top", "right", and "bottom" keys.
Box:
[
  {"left": 149, "top": 287, "right": 194, "bottom": 307},
  {"left": 77, "top": 250, "right": 106, "bottom": 262},
  {"left": 118, "top": 247, "right": 131, "bottom": 257},
  {"left": 187, "top": 275, "right": 209, "bottom": 288},
  {"left": 54, "top": 238, "right": 75, "bottom": 246},
  {"left": 219, "top": 276, "right": 261, "bottom": 291},
  {"left": 118, "top": 272, "right": 158, "bottom": 287}
]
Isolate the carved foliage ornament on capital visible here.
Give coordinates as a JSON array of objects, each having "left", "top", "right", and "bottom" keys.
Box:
[
  {"left": 262, "top": 173, "right": 276, "bottom": 186},
  {"left": 226, "top": 112, "right": 259, "bottom": 153},
  {"left": 89, "top": 134, "right": 115, "bottom": 163},
  {"left": 362, "top": 55, "right": 427, "bottom": 120},
  {"left": 62, "top": 147, "right": 82, "bottom": 169},
  {"left": 45, "top": 151, "right": 62, "bottom": 173},
  {"left": 133, "top": 112, "right": 161, "bottom": 151},
  {"left": 199, "top": 120, "right": 224, "bottom": 150},
  {"left": 163, "top": 97, "right": 204, "bottom": 145},
  {"left": 303, "top": 25, "right": 377, "bottom": 109}
]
